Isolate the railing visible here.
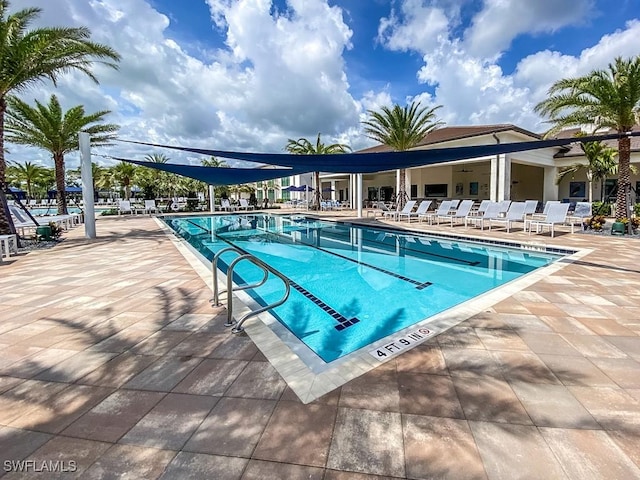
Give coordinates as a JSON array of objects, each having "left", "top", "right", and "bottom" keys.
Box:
[{"left": 211, "top": 246, "right": 290, "bottom": 334}]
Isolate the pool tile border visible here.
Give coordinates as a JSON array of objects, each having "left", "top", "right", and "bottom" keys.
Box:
[{"left": 155, "top": 216, "right": 592, "bottom": 404}]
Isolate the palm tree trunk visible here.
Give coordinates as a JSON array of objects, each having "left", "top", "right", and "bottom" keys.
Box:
[
  {"left": 615, "top": 136, "right": 631, "bottom": 231},
  {"left": 398, "top": 168, "right": 407, "bottom": 209},
  {"left": 0, "top": 96, "right": 18, "bottom": 236},
  {"left": 54, "top": 152, "right": 68, "bottom": 215}
]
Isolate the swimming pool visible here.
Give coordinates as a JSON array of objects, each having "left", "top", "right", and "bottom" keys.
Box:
[{"left": 165, "top": 213, "right": 563, "bottom": 363}]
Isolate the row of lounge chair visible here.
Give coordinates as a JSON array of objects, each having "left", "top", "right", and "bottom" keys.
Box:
[
  {"left": 9, "top": 205, "right": 84, "bottom": 237},
  {"left": 378, "top": 199, "right": 592, "bottom": 237}
]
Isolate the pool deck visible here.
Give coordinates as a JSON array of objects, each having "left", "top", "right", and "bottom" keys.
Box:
[{"left": 1, "top": 210, "right": 639, "bottom": 479}]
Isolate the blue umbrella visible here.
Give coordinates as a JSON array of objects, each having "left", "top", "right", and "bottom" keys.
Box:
[{"left": 282, "top": 185, "right": 300, "bottom": 192}]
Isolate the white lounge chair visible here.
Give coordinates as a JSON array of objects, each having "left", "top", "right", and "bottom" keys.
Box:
[
  {"left": 523, "top": 200, "right": 538, "bottom": 217},
  {"left": 565, "top": 202, "right": 591, "bottom": 233},
  {"left": 220, "top": 199, "right": 233, "bottom": 211},
  {"left": 488, "top": 202, "right": 527, "bottom": 232},
  {"left": 436, "top": 199, "right": 474, "bottom": 226},
  {"left": 527, "top": 203, "right": 570, "bottom": 237},
  {"left": 465, "top": 202, "right": 502, "bottom": 229},
  {"left": 144, "top": 199, "right": 158, "bottom": 214},
  {"left": 525, "top": 200, "right": 560, "bottom": 231},
  {"left": 9, "top": 205, "right": 73, "bottom": 235},
  {"left": 384, "top": 200, "right": 416, "bottom": 221},
  {"left": 118, "top": 200, "right": 133, "bottom": 215},
  {"left": 468, "top": 199, "right": 490, "bottom": 217},
  {"left": 399, "top": 200, "right": 431, "bottom": 222},
  {"left": 421, "top": 200, "right": 452, "bottom": 224},
  {"left": 238, "top": 198, "right": 254, "bottom": 211}
]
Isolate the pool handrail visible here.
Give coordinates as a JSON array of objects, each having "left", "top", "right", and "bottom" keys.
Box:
[
  {"left": 211, "top": 246, "right": 291, "bottom": 332},
  {"left": 225, "top": 254, "right": 290, "bottom": 333}
]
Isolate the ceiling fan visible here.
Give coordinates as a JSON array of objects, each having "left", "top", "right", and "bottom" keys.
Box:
[{"left": 455, "top": 167, "right": 474, "bottom": 173}]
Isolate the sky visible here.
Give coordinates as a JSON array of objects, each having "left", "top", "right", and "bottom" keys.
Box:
[{"left": 8, "top": 0, "right": 640, "bottom": 168}]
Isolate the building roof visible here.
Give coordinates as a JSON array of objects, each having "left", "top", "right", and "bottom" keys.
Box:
[
  {"left": 553, "top": 125, "right": 640, "bottom": 157},
  {"left": 357, "top": 124, "right": 541, "bottom": 153}
]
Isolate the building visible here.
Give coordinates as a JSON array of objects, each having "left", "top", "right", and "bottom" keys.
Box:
[{"left": 255, "top": 124, "right": 640, "bottom": 207}]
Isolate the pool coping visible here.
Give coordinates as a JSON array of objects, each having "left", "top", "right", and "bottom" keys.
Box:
[{"left": 155, "top": 215, "right": 593, "bottom": 404}]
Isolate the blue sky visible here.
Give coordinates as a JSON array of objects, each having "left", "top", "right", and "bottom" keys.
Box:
[{"left": 10, "top": 0, "right": 640, "bottom": 167}]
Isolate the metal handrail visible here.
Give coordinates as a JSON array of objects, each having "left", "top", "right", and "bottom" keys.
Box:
[
  {"left": 211, "top": 246, "right": 245, "bottom": 306},
  {"left": 224, "top": 254, "right": 290, "bottom": 334}
]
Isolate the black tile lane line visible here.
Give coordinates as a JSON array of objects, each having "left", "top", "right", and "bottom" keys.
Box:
[
  {"left": 314, "top": 225, "right": 482, "bottom": 266},
  {"left": 221, "top": 224, "right": 436, "bottom": 291},
  {"left": 185, "top": 219, "right": 360, "bottom": 331}
]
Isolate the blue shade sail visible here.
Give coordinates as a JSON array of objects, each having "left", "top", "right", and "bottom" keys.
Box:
[{"left": 119, "top": 131, "right": 639, "bottom": 174}]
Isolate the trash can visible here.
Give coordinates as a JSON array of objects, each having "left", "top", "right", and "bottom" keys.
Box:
[
  {"left": 611, "top": 221, "right": 626, "bottom": 235},
  {"left": 36, "top": 225, "right": 52, "bottom": 240}
]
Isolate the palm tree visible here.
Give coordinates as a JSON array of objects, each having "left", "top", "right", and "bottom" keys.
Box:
[
  {"left": 556, "top": 137, "right": 620, "bottom": 203},
  {"left": 5, "top": 94, "right": 119, "bottom": 214},
  {"left": 110, "top": 161, "right": 137, "bottom": 200},
  {"left": 0, "top": 0, "right": 120, "bottom": 234},
  {"left": 8, "top": 160, "right": 47, "bottom": 200},
  {"left": 362, "top": 102, "right": 444, "bottom": 208},
  {"left": 144, "top": 153, "right": 170, "bottom": 164},
  {"left": 285, "top": 133, "right": 351, "bottom": 209},
  {"left": 535, "top": 56, "right": 640, "bottom": 228},
  {"left": 202, "top": 156, "right": 228, "bottom": 168}
]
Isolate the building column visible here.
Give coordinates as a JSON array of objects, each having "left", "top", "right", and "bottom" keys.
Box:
[
  {"left": 331, "top": 180, "right": 336, "bottom": 201},
  {"left": 497, "top": 154, "right": 511, "bottom": 201},
  {"left": 490, "top": 157, "right": 498, "bottom": 201},
  {"left": 543, "top": 166, "right": 559, "bottom": 202},
  {"left": 405, "top": 169, "right": 412, "bottom": 199}
]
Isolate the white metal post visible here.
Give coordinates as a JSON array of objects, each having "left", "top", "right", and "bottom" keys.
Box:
[
  {"left": 209, "top": 184, "right": 215, "bottom": 213},
  {"left": 357, "top": 173, "right": 363, "bottom": 218},
  {"left": 79, "top": 132, "right": 96, "bottom": 239}
]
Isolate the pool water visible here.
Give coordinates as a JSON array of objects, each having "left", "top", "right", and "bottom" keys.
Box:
[{"left": 165, "top": 213, "right": 562, "bottom": 363}]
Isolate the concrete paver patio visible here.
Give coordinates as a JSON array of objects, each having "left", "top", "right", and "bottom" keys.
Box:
[{"left": 0, "top": 212, "right": 639, "bottom": 479}]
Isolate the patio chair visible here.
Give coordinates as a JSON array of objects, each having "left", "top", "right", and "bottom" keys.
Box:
[
  {"left": 565, "top": 201, "right": 592, "bottom": 233},
  {"left": 488, "top": 202, "right": 527, "bottom": 232},
  {"left": 527, "top": 203, "right": 570, "bottom": 237},
  {"left": 384, "top": 200, "right": 416, "bottom": 221},
  {"left": 525, "top": 200, "right": 560, "bottom": 231},
  {"left": 238, "top": 198, "right": 254, "bottom": 211},
  {"left": 468, "top": 199, "right": 490, "bottom": 217},
  {"left": 523, "top": 200, "right": 539, "bottom": 218},
  {"left": 399, "top": 200, "right": 432, "bottom": 222},
  {"left": 220, "top": 199, "right": 233, "bottom": 211},
  {"left": 465, "top": 202, "right": 502, "bottom": 229},
  {"left": 421, "top": 200, "right": 452, "bottom": 224},
  {"left": 144, "top": 199, "right": 158, "bottom": 214},
  {"left": 118, "top": 200, "right": 133, "bottom": 215},
  {"left": 497, "top": 200, "right": 512, "bottom": 215},
  {"left": 436, "top": 199, "right": 474, "bottom": 226}
]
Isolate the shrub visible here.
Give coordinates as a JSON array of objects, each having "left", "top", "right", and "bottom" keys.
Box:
[
  {"left": 592, "top": 202, "right": 611, "bottom": 216},
  {"left": 584, "top": 215, "right": 607, "bottom": 231}
]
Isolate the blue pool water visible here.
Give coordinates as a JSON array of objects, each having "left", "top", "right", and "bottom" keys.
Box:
[{"left": 165, "top": 214, "right": 562, "bottom": 363}]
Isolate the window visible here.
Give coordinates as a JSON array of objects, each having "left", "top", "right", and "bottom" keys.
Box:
[
  {"left": 569, "top": 181, "right": 586, "bottom": 198},
  {"left": 282, "top": 191, "right": 290, "bottom": 200},
  {"left": 424, "top": 184, "right": 448, "bottom": 197},
  {"left": 281, "top": 177, "right": 290, "bottom": 187},
  {"left": 410, "top": 184, "right": 418, "bottom": 198}
]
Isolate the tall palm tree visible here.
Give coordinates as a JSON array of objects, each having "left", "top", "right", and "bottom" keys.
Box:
[
  {"left": 8, "top": 160, "right": 47, "bottom": 200},
  {"left": 144, "top": 153, "right": 170, "bottom": 164},
  {"left": 556, "top": 138, "right": 620, "bottom": 203},
  {"left": 362, "top": 102, "right": 444, "bottom": 208},
  {"left": 0, "top": 0, "right": 120, "bottom": 234},
  {"left": 110, "top": 161, "right": 137, "bottom": 200},
  {"left": 5, "top": 94, "right": 119, "bottom": 214},
  {"left": 535, "top": 56, "right": 640, "bottom": 228},
  {"left": 285, "top": 133, "right": 351, "bottom": 209}
]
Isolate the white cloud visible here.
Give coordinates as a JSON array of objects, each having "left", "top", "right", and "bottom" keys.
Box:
[
  {"left": 378, "top": 1, "right": 640, "bottom": 133},
  {"left": 8, "top": 0, "right": 364, "bottom": 167},
  {"left": 464, "top": 0, "right": 595, "bottom": 59}
]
